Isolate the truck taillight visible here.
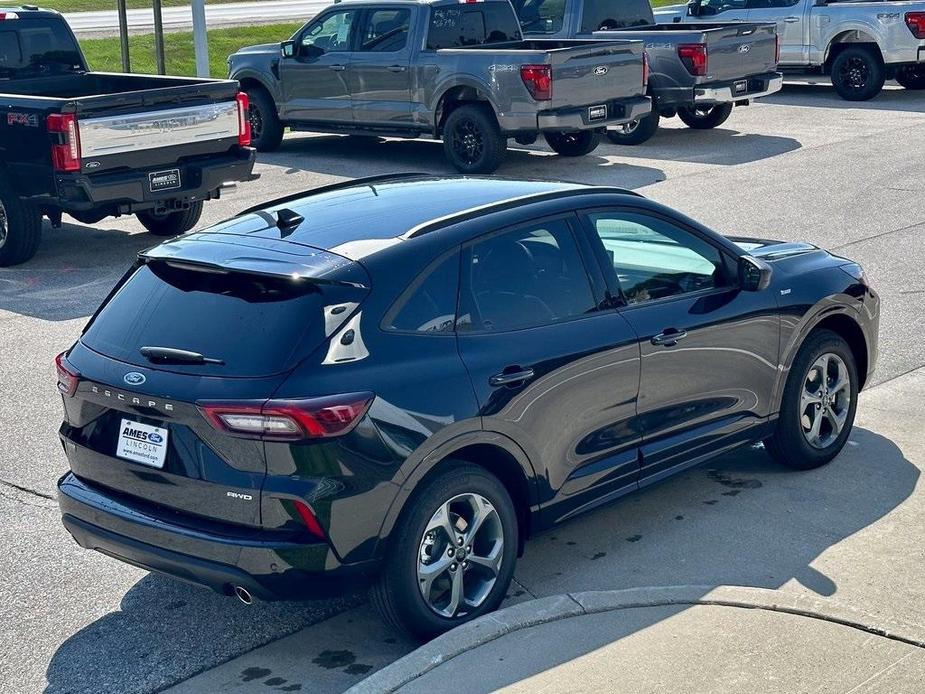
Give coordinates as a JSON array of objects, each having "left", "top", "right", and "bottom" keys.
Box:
[
  {"left": 235, "top": 92, "right": 252, "bottom": 146},
  {"left": 199, "top": 393, "right": 374, "bottom": 441},
  {"left": 906, "top": 12, "right": 925, "bottom": 38},
  {"left": 47, "top": 113, "right": 81, "bottom": 172},
  {"left": 678, "top": 43, "right": 708, "bottom": 77},
  {"left": 642, "top": 51, "right": 650, "bottom": 88},
  {"left": 521, "top": 64, "right": 552, "bottom": 101}
]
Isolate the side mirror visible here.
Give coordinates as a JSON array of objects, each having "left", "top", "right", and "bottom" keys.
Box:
[
  {"left": 281, "top": 40, "right": 296, "bottom": 58},
  {"left": 739, "top": 255, "right": 773, "bottom": 292}
]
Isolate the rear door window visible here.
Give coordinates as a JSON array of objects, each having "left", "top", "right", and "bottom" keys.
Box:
[
  {"left": 82, "top": 263, "right": 367, "bottom": 377},
  {"left": 426, "top": 4, "right": 521, "bottom": 49},
  {"left": 359, "top": 9, "right": 412, "bottom": 52}
]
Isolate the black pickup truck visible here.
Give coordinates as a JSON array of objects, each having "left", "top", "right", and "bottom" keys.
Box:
[{"left": 0, "top": 8, "right": 257, "bottom": 265}]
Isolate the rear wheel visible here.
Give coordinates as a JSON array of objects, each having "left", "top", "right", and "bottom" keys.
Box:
[
  {"left": 442, "top": 104, "right": 506, "bottom": 174},
  {"left": 245, "top": 86, "right": 284, "bottom": 152},
  {"left": 895, "top": 65, "right": 925, "bottom": 90},
  {"left": 606, "top": 111, "right": 660, "bottom": 146},
  {"left": 371, "top": 463, "right": 518, "bottom": 640},
  {"left": 676, "top": 103, "right": 733, "bottom": 129},
  {"left": 765, "top": 330, "right": 858, "bottom": 470},
  {"left": 136, "top": 201, "right": 203, "bottom": 237},
  {"left": 830, "top": 46, "right": 885, "bottom": 101},
  {"left": 0, "top": 175, "right": 42, "bottom": 267},
  {"left": 544, "top": 130, "right": 601, "bottom": 156}
]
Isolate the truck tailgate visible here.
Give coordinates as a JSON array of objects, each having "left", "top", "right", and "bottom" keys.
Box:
[
  {"left": 522, "top": 40, "right": 646, "bottom": 108},
  {"left": 697, "top": 23, "right": 777, "bottom": 82}
]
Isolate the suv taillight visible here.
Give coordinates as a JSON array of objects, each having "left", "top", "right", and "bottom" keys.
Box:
[
  {"left": 678, "top": 43, "right": 708, "bottom": 77},
  {"left": 55, "top": 352, "right": 79, "bottom": 397},
  {"left": 235, "top": 92, "right": 252, "bottom": 146},
  {"left": 906, "top": 12, "right": 925, "bottom": 38},
  {"left": 47, "top": 113, "right": 81, "bottom": 172},
  {"left": 520, "top": 64, "right": 552, "bottom": 101},
  {"left": 199, "top": 393, "right": 374, "bottom": 440},
  {"left": 642, "top": 51, "right": 650, "bottom": 88}
]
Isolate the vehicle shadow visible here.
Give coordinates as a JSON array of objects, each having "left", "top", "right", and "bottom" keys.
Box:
[
  {"left": 44, "top": 427, "right": 919, "bottom": 693},
  {"left": 0, "top": 221, "right": 152, "bottom": 322},
  {"left": 599, "top": 126, "right": 802, "bottom": 166},
  {"left": 767, "top": 82, "right": 923, "bottom": 112},
  {"left": 259, "top": 133, "right": 669, "bottom": 189}
]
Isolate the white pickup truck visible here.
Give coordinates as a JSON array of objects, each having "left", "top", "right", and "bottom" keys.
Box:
[{"left": 655, "top": 0, "right": 925, "bottom": 100}]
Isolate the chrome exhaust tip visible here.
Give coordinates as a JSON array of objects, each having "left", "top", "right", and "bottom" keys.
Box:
[
  {"left": 234, "top": 585, "right": 253, "bottom": 605},
  {"left": 219, "top": 181, "right": 238, "bottom": 195}
]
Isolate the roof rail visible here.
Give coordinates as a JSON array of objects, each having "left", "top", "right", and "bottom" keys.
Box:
[
  {"left": 405, "top": 186, "right": 642, "bottom": 238},
  {"left": 237, "top": 172, "right": 431, "bottom": 217}
]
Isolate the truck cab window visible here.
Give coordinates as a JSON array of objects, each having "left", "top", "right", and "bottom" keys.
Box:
[
  {"left": 514, "top": 0, "right": 566, "bottom": 35},
  {"left": 301, "top": 10, "right": 356, "bottom": 53},
  {"left": 579, "top": 0, "right": 653, "bottom": 32},
  {"left": 427, "top": 5, "right": 521, "bottom": 49},
  {"left": 695, "top": 0, "right": 747, "bottom": 16},
  {"left": 360, "top": 9, "right": 411, "bottom": 52}
]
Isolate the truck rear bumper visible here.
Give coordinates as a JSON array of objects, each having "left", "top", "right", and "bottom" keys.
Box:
[
  {"left": 507, "top": 96, "right": 651, "bottom": 132},
  {"left": 694, "top": 72, "right": 783, "bottom": 105},
  {"left": 50, "top": 146, "right": 258, "bottom": 213}
]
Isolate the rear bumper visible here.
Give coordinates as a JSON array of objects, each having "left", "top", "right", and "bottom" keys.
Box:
[
  {"left": 536, "top": 96, "right": 652, "bottom": 130},
  {"left": 49, "top": 146, "right": 258, "bottom": 213},
  {"left": 693, "top": 72, "right": 783, "bottom": 104},
  {"left": 58, "top": 472, "right": 375, "bottom": 601}
]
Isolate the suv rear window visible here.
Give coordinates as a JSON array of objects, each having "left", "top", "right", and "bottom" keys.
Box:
[
  {"left": 82, "top": 263, "right": 367, "bottom": 377},
  {"left": 426, "top": 4, "right": 521, "bottom": 49}
]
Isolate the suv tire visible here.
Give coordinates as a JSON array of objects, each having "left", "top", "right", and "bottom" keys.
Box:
[
  {"left": 136, "top": 201, "right": 203, "bottom": 237},
  {"left": 677, "top": 103, "right": 733, "bottom": 129},
  {"left": 0, "top": 175, "right": 42, "bottom": 267},
  {"left": 830, "top": 46, "right": 885, "bottom": 101},
  {"left": 246, "top": 86, "right": 284, "bottom": 152},
  {"left": 372, "top": 463, "right": 518, "bottom": 640},
  {"left": 442, "top": 104, "right": 506, "bottom": 174},
  {"left": 765, "top": 329, "right": 858, "bottom": 470},
  {"left": 606, "top": 111, "right": 660, "bottom": 146}
]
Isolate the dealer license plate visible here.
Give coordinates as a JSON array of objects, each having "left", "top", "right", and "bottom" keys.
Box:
[{"left": 116, "top": 418, "right": 168, "bottom": 468}]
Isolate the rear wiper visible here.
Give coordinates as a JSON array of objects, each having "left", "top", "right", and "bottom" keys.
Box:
[{"left": 140, "top": 346, "right": 225, "bottom": 365}]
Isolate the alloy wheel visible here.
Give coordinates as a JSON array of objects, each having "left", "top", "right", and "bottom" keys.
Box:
[
  {"left": 417, "top": 492, "right": 503, "bottom": 618},
  {"left": 618, "top": 119, "right": 640, "bottom": 134},
  {"left": 800, "top": 352, "right": 851, "bottom": 449},
  {"left": 450, "top": 119, "right": 484, "bottom": 165},
  {"left": 838, "top": 57, "right": 870, "bottom": 91},
  {"left": 249, "top": 104, "right": 264, "bottom": 141}
]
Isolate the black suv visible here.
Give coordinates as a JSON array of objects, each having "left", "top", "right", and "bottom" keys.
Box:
[{"left": 56, "top": 174, "right": 879, "bottom": 638}]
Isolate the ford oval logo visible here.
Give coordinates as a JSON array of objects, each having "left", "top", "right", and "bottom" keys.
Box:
[
  {"left": 124, "top": 372, "right": 146, "bottom": 386},
  {"left": 593, "top": 65, "right": 609, "bottom": 76},
  {"left": 148, "top": 432, "right": 163, "bottom": 444},
  {"left": 738, "top": 44, "right": 751, "bottom": 54}
]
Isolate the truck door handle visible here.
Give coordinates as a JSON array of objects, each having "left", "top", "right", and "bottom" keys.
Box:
[
  {"left": 651, "top": 329, "right": 688, "bottom": 347},
  {"left": 387, "top": 65, "right": 407, "bottom": 72},
  {"left": 330, "top": 64, "right": 346, "bottom": 71},
  {"left": 784, "top": 16, "right": 800, "bottom": 22},
  {"left": 489, "top": 368, "right": 535, "bottom": 388}
]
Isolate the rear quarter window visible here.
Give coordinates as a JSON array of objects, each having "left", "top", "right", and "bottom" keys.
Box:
[
  {"left": 383, "top": 250, "right": 459, "bottom": 334},
  {"left": 82, "top": 263, "right": 367, "bottom": 377}
]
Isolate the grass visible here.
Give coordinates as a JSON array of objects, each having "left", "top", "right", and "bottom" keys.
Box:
[
  {"left": 45, "top": 0, "right": 268, "bottom": 12},
  {"left": 80, "top": 22, "right": 301, "bottom": 77}
]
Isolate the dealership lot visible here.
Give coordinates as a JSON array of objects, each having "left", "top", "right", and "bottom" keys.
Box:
[{"left": 1, "top": 84, "right": 923, "bottom": 693}]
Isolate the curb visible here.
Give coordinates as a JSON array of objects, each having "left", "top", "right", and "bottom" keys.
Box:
[{"left": 346, "top": 585, "right": 925, "bottom": 693}]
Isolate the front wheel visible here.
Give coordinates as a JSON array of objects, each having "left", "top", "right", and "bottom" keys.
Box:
[
  {"left": 136, "top": 201, "right": 203, "bottom": 237},
  {"left": 830, "top": 47, "right": 885, "bottom": 101},
  {"left": 676, "top": 103, "right": 733, "bottom": 129},
  {"left": 895, "top": 65, "right": 925, "bottom": 90},
  {"left": 606, "top": 111, "right": 661, "bottom": 146},
  {"left": 371, "top": 463, "right": 518, "bottom": 640},
  {"left": 245, "top": 87, "right": 284, "bottom": 152},
  {"left": 764, "top": 329, "right": 858, "bottom": 470},
  {"left": 544, "top": 130, "right": 601, "bottom": 157},
  {"left": 442, "top": 104, "right": 506, "bottom": 174}
]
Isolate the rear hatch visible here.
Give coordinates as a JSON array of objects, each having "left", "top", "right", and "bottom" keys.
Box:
[{"left": 59, "top": 231, "right": 369, "bottom": 529}]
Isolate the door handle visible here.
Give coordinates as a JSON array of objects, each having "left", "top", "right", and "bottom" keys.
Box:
[
  {"left": 489, "top": 368, "right": 535, "bottom": 388},
  {"left": 387, "top": 65, "right": 407, "bottom": 72},
  {"left": 784, "top": 16, "right": 800, "bottom": 22},
  {"left": 651, "top": 329, "right": 688, "bottom": 347},
  {"left": 329, "top": 64, "right": 346, "bottom": 71}
]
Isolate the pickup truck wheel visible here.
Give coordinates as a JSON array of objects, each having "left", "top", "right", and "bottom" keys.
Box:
[
  {"left": 442, "top": 104, "right": 505, "bottom": 174},
  {"left": 895, "top": 65, "right": 925, "bottom": 90},
  {"left": 136, "top": 201, "right": 203, "bottom": 237},
  {"left": 606, "top": 111, "right": 660, "bottom": 146},
  {"left": 676, "top": 103, "right": 733, "bottom": 129},
  {"left": 544, "top": 130, "right": 600, "bottom": 157},
  {"left": 245, "top": 87, "right": 284, "bottom": 152},
  {"left": 0, "top": 178, "right": 42, "bottom": 267},
  {"left": 830, "top": 47, "right": 885, "bottom": 101},
  {"left": 764, "top": 330, "right": 858, "bottom": 470}
]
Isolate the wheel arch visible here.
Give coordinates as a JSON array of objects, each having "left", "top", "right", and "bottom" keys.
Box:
[
  {"left": 234, "top": 72, "right": 281, "bottom": 105},
  {"left": 824, "top": 30, "right": 883, "bottom": 70},
  {"left": 433, "top": 82, "right": 498, "bottom": 136},
  {"left": 376, "top": 432, "right": 539, "bottom": 560}
]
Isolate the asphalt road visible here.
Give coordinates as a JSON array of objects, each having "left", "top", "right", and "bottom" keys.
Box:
[{"left": 0, "top": 83, "right": 922, "bottom": 693}]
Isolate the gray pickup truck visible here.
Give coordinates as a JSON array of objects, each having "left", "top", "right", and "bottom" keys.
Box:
[
  {"left": 228, "top": 0, "right": 651, "bottom": 172},
  {"left": 515, "top": 0, "right": 782, "bottom": 145},
  {"left": 655, "top": 0, "right": 925, "bottom": 101}
]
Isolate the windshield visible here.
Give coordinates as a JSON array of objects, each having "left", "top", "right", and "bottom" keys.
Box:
[{"left": 0, "top": 18, "right": 84, "bottom": 79}]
